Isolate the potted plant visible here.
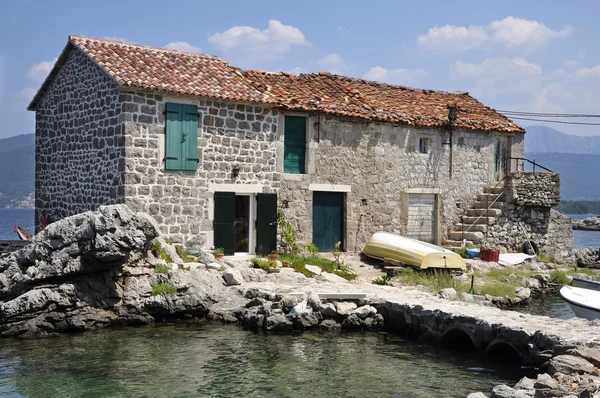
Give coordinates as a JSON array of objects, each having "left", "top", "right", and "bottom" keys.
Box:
[
  {"left": 281, "top": 261, "right": 289, "bottom": 268},
  {"left": 213, "top": 247, "right": 225, "bottom": 259},
  {"left": 267, "top": 250, "right": 277, "bottom": 261}
]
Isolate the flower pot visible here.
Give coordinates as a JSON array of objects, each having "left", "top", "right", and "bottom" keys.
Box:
[
  {"left": 281, "top": 262, "right": 289, "bottom": 268},
  {"left": 214, "top": 253, "right": 224, "bottom": 259}
]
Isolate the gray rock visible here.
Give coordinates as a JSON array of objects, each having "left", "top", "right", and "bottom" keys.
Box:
[
  {"left": 534, "top": 373, "right": 558, "bottom": 390},
  {"left": 280, "top": 296, "right": 298, "bottom": 312},
  {"left": 574, "top": 248, "right": 600, "bottom": 267},
  {"left": 515, "top": 287, "right": 531, "bottom": 301},
  {"left": 305, "top": 292, "right": 321, "bottom": 311},
  {"left": 341, "top": 314, "right": 363, "bottom": 330},
  {"left": 334, "top": 301, "right": 357, "bottom": 316},
  {"left": 265, "top": 314, "right": 293, "bottom": 331},
  {"left": 207, "top": 263, "right": 223, "bottom": 271},
  {"left": 568, "top": 347, "right": 600, "bottom": 367},
  {"left": 437, "top": 288, "right": 458, "bottom": 300},
  {"left": 292, "top": 313, "right": 320, "bottom": 329},
  {"left": 514, "top": 376, "right": 535, "bottom": 391},
  {"left": 467, "top": 393, "right": 488, "bottom": 398},
  {"left": 222, "top": 269, "right": 243, "bottom": 286},
  {"left": 319, "top": 319, "right": 341, "bottom": 330},
  {"left": 320, "top": 272, "right": 347, "bottom": 283},
  {"left": 525, "top": 278, "right": 542, "bottom": 289},
  {"left": 353, "top": 305, "right": 377, "bottom": 320},
  {"left": 319, "top": 303, "right": 338, "bottom": 318},
  {"left": 490, "top": 384, "right": 529, "bottom": 398},
  {"left": 548, "top": 355, "right": 595, "bottom": 376}
]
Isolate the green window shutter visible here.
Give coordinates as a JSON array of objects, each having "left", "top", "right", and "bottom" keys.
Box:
[
  {"left": 165, "top": 103, "right": 183, "bottom": 170},
  {"left": 284, "top": 116, "right": 306, "bottom": 174},
  {"left": 213, "top": 192, "right": 235, "bottom": 256},
  {"left": 256, "top": 193, "right": 278, "bottom": 255},
  {"left": 182, "top": 104, "right": 199, "bottom": 171}
]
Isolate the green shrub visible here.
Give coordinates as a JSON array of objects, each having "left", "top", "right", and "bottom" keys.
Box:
[
  {"left": 150, "top": 240, "right": 173, "bottom": 263},
  {"left": 479, "top": 282, "right": 516, "bottom": 298},
  {"left": 151, "top": 283, "right": 177, "bottom": 296},
  {"left": 457, "top": 247, "right": 470, "bottom": 259},
  {"left": 549, "top": 270, "right": 570, "bottom": 285},
  {"left": 372, "top": 275, "right": 392, "bottom": 285},
  {"left": 277, "top": 253, "right": 357, "bottom": 281},
  {"left": 164, "top": 238, "right": 173, "bottom": 244},
  {"left": 304, "top": 243, "right": 319, "bottom": 256},
  {"left": 278, "top": 209, "right": 299, "bottom": 255},
  {"left": 213, "top": 247, "right": 224, "bottom": 255},
  {"left": 250, "top": 257, "right": 278, "bottom": 271},
  {"left": 155, "top": 264, "right": 170, "bottom": 274},
  {"left": 177, "top": 264, "right": 191, "bottom": 271}
]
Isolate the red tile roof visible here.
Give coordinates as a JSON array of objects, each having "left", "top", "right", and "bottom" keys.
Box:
[
  {"left": 30, "top": 35, "right": 523, "bottom": 133},
  {"left": 244, "top": 71, "right": 524, "bottom": 133}
]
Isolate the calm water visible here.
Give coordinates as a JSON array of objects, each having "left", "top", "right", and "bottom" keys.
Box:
[
  {"left": 510, "top": 294, "right": 575, "bottom": 320},
  {"left": 0, "top": 209, "right": 34, "bottom": 240},
  {"left": 0, "top": 324, "right": 525, "bottom": 398},
  {"left": 568, "top": 214, "right": 600, "bottom": 249}
]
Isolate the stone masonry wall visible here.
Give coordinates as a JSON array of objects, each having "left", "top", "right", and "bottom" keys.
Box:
[
  {"left": 507, "top": 172, "right": 560, "bottom": 207},
  {"left": 119, "top": 92, "right": 279, "bottom": 246},
  {"left": 34, "top": 48, "right": 124, "bottom": 231},
  {"left": 0, "top": 241, "right": 31, "bottom": 255},
  {"left": 278, "top": 114, "right": 524, "bottom": 252}
]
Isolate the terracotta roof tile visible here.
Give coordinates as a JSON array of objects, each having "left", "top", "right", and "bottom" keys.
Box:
[
  {"left": 69, "top": 35, "right": 274, "bottom": 104},
  {"left": 243, "top": 71, "right": 524, "bottom": 133}
]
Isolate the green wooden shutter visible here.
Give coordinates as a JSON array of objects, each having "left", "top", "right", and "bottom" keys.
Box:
[
  {"left": 214, "top": 192, "right": 235, "bottom": 255},
  {"left": 165, "top": 103, "right": 183, "bottom": 170},
  {"left": 182, "top": 104, "right": 199, "bottom": 171},
  {"left": 312, "top": 192, "right": 344, "bottom": 252},
  {"left": 256, "top": 193, "right": 278, "bottom": 255},
  {"left": 284, "top": 116, "right": 306, "bottom": 174}
]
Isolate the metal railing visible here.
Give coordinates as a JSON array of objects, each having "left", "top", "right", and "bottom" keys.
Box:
[{"left": 508, "top": 157, "right": 554, "bottom": 173}]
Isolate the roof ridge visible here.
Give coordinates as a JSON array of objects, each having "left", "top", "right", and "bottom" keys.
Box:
[{"left": 68, "top": 34, "right": 227, "bottom": 63}]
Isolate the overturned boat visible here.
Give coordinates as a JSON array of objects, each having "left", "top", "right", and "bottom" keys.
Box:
[
  {"left": 559, "top": 285, "right": 600, "bottom": 321},
  {"left": 572, "top": 277, "right": 600, "bottom": 292},
  {"left": 362, "top": 232, "right": 466, "bottom": 270}
]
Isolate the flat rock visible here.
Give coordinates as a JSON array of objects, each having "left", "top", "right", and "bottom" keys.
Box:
[
  {"left": 319, "top": 303, "right": 338, "bottom": 318},
  {"left": 490, "top": 384, "right": 529, "bottom": 398},
  {"left": 568, "top": 347, "right": 600, "bottom": 367},
  {"left": 207, "top": 263, "right": 223, "bottom": 271},
  {"left": 534, "top": 373, "right": 558, "bottom": 390},
  {"left": 222, "top": 269, "right": 244, "bottom": 286},
  {"left": 353, "top": 305, "right": 377, "bottom": 319},
  {"left": 514, "top": 376, "right": 535, "bottom": 391},
  {"left": 548, "top": 355, "right": 595, "bottom": 376},
  {"left": 437, "top": 288, "right": 457, "bottom": 300},
  {"left": 305, "top": 264, "right": 322, "bottom": 275},
  {"left": 515, "top": 287, "right": 531, "bottom": 301},
  {"left": 320, "top": 272, "right": 347, "bottom": 283},
  {"left": 319, "top": 319, "right": 341, "bottom": 330},
  {"left": 467, "top": 393, "right": 488, "bottom": 398}
]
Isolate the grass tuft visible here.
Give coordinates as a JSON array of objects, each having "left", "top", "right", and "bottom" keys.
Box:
[
  {"left": 155, "top": 264, "right": 170, "bottom": 274},
  {"left": 277, "top": 254, "right": 357, "bottom": 281},
  {"left": 151, "top": 283, "right": 177, "bottom": 296}
]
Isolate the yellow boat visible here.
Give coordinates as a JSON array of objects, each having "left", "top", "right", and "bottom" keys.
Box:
[{"left": 362, "top": 232, "right": 466, "bottom": 270}]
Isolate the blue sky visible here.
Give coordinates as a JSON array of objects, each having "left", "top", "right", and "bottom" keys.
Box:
[{"left": 1, "top": 0, "right": 600, "bottom": 139}]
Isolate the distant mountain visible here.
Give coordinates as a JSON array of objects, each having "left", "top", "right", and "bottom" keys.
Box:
[
  {"left": 0, "top": 134, "right": 34, "bottom": 208},
  {"left": 525, "top": 126, "right": 600, "bottom": 154},
  {"left": 525, "top": 152, "right": 600, "bottom": 200}
]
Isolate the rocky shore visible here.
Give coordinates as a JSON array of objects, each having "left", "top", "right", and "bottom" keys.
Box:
[
  {"left": 572, "top": 216, "right": 600, "bottom": 231},
  {"left": 1, "top": 205, "right": 600, "bottom": 397}
]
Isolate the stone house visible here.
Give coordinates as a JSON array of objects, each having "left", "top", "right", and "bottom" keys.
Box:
[{"left": 30, "top": 35, "right": 544, "bottom": 257}]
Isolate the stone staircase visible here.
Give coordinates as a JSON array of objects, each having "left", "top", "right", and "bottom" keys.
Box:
[{"left": 446, "top": 182, "right": 507, "bottom": 248}]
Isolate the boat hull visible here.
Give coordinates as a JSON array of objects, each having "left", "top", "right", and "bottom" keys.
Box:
[
  {"left": 559, "top": 285, "right": 600, "bottom": 321},
  {"left": 362, "top": 232, "right": 466, "bottom": 270},
  {"left": 572, "top": 277, "right": 600, "bottom": 292}
]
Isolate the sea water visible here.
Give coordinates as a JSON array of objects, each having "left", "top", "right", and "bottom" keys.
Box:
[{"left": 0, "top": 208, "right": 35, "bottom": 240}]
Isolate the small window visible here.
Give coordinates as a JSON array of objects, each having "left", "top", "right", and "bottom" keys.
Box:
[
  {"left": 164, "top": 103, "right": 199, "bottom": 171},
  {"left": 284, "top": 116, "right": 306, "bottom": 174},
  {"left": 418, "top": 137, "right": 430, "bottom": 154}
]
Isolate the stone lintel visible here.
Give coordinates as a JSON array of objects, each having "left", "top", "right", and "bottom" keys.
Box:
[
  {"left": 308, "top": 183, "right": 351, "bottom": 193},
  {"left": 404, "top": 187, "right": 442, "bottom": 194},
  {"left": 208, "top": 183, "right": 264, "bottom": 193}
]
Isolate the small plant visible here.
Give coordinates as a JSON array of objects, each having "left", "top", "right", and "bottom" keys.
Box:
[
  {"left": 549, "top": 270, "right": 570, "bottom": 285},
  {"left": 466, "top": 263, "right": 472, "bottom": 271},
  {"left": 219, "top": 265, "right": 227, "bottom": 272},
  {"left": 278, "top": 209, "right": 299, "bottom": 255},
  {"left": 178, "top": 264, "right": 191, "bottom": 271},
  {"left": 538, "top": 251, "right": 556, "bottom": 264},
  {"left": 333, "top": 241, "right": 345, "bottom": 269},
  {"left": 155, "top": 264, "right": 170, "bottom": 274},
  {"left": 214, "top": 247, "right": 224, "bottom": 255},
  {"left": 457, "top": 247, "right": 470, "bottom": 259},
  {"left": 175, "top": 245, "right": 199, "bottom": 263},
  {"left": 251, "top": 257, "right": 278, "bottom": 271},
  {"left": 304, "top": 243, "right": 319, "bottom": 256},
  {"left": 372, "top": 275, "right": 392, "bottom": 286},
  {"left": 150, "top": 240, "right": 173, "bottom": 263},
  {"left": 268, "top": 250, "right": 278, "bottom": 261},
  {"left": 164, "top": 237, "right": 173, "bottom": 244},
  {"left": 151, "top": 283, "right": 177, "bottom": 296}
]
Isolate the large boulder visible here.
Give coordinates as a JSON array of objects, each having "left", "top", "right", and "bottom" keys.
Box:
[
  {"left": 548, "top": 355, "right": 595, "bottom": 376},
  {"left": 574, "top": 248, "right": 600, "bottom": 268},
  {"left": 222, "top": 269, "right": 243, "bottom": 286}
]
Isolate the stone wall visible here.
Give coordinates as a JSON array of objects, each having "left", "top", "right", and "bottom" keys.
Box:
[
  {"left": 119, "top": 92, "right": 279, "bottom": 246},
  {"left": 507, "top": 172, "right": 560, "bottom": 207},
  {"left": 277, "top": 113, "right": 524, "bottom": 252},
  {"left": 0, "top": 241, "right": 31, "bottom": 255},
  {"left": 34, "top": 48, "right": 124, "bottom": 231}
]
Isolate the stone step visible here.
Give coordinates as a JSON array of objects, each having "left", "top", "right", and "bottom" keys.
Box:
[
  {"left": 444, "top": 240, "right": 474, "bottom": 250},
  {"left": 466, "top": 208, "right": 502, "bottom": 217},
  {"left": 462, "top": 216, "right": 496, "bottom": 225},
  {"left": 472, "top": 201, "right": 504, "bottom": 209},
  {"left": 453, "top": 223, "right": 488, "bottom": 233},
  {"left": 477, "top": 193, "right": 505, "bottom": 203},
  {"left": 484, "top": 184, "right": 505, "bottom": 194},
  {"left": 448, "top": 230, "right": 485, "bottom": 242}
]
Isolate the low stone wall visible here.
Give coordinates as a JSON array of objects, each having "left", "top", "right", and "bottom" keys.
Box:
[
  {"left": 0, "top": 241, "right": 31, "bottom": 254},
  {"left": 506, "top": 172, "right": 560, "bottom": 207}
]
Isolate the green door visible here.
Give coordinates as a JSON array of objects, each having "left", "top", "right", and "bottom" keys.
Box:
[
  {"left": 214, "top": 192, "right": 235, "bottom": 255},
  {"left": 312, "top": 192, "right": 344, "bottom": 252},
  {"left": 256, "top": 193, "right": 278, "bottom": 255},
  {"left": 284, "top": 116, "right": 306, "bottom": 174}
]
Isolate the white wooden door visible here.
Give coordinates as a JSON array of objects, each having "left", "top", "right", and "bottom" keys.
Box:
[{"left": 407, "top": 194, "right": 435, "bottom": 243}]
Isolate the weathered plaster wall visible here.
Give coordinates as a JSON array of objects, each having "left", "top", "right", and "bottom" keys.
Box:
[
  {"left": 277, "top": 114, "right": 524, "bottom": 252},
  {"left": 34, "top": 49, "right": 124, "bottom": 231},
  {"left": 119, "top": 92, "right": 279, "bottom": 246}
]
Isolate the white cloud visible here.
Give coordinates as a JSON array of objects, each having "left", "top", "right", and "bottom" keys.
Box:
[
  {"left": 317, "top": 54, "right": 349, "bottom": 75},
  {"left": 452, "top": 57, "right": 542, "bottom": 98},
  {"left": 363, "top": 66, "right": 428, "bottom": 85},
  {"left": 417, "top": 25, "right": 488, "bottom": 53},
  {"left": 488, "top": 17, "right": 572, "bottom": 49},
  {"left": 289, "top": 66, "right": 303, "bottom": 75},
  {"left": 337, "top": 26, "right": 351, "bottom": 34},
  {"left": 165, "top": 41, "right": 201, "bottom": 53},
  {"left": 418, "top": 17, "right": 572, "bottom": 53},
  {"left": 563, "top": 60, "right": 580, "bottom": 69},
  {"left": 103, "top": 36, "right": 128, "bottom": 42},
  {"left": 27, "top": 57, "right": 57, "bottom": 82},
  {"left": 209, "top": 20, "right": 309, "bottom": 64}
]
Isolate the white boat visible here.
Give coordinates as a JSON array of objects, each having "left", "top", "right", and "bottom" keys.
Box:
[
  {"left": 559, "top": 285, "right": 600, "bottom": 320},
  {"left": 572, "top": 277, "right": 600, "bottom": 292},
  {"left": 362, "top": 232, "right": 466, "bottom": 270}
]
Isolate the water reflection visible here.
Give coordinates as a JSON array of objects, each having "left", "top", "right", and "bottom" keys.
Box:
[{"left": 0, "top": 324, "right": 525, "bottom": 398}]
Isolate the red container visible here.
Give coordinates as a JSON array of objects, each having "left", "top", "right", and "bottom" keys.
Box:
[
  {"left": 488, "top": 249, "right": 500, "bottom": 262},
  {"left": 480, "top": 248, "right": 489, "bottom": 261}
]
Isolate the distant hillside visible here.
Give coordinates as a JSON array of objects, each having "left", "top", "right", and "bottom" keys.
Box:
[
  {"left": 525, "top": 152, "right": 600, "bottom": 200},
  {"left": 525, "top": 126, "right": 600, "bottom": 154},
  {"left": 0, "top": 134, "right": 34, "bottom": 208}
]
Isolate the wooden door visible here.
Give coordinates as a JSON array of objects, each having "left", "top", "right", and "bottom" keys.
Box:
[
  {"left": 312, "top": 192, "right": 344, "bottom": 252},
  {"left": 407, "top": 194, "right": 435, "bottom": 243},
  {"left": 213, "top": 192, "right": 235, "bottom": 255},
  {"left": 256, "top": 193, "right": 278, "bottom": 255},
  {"left": 494, "top": 136, "right": 509, "bottom": 181}
]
